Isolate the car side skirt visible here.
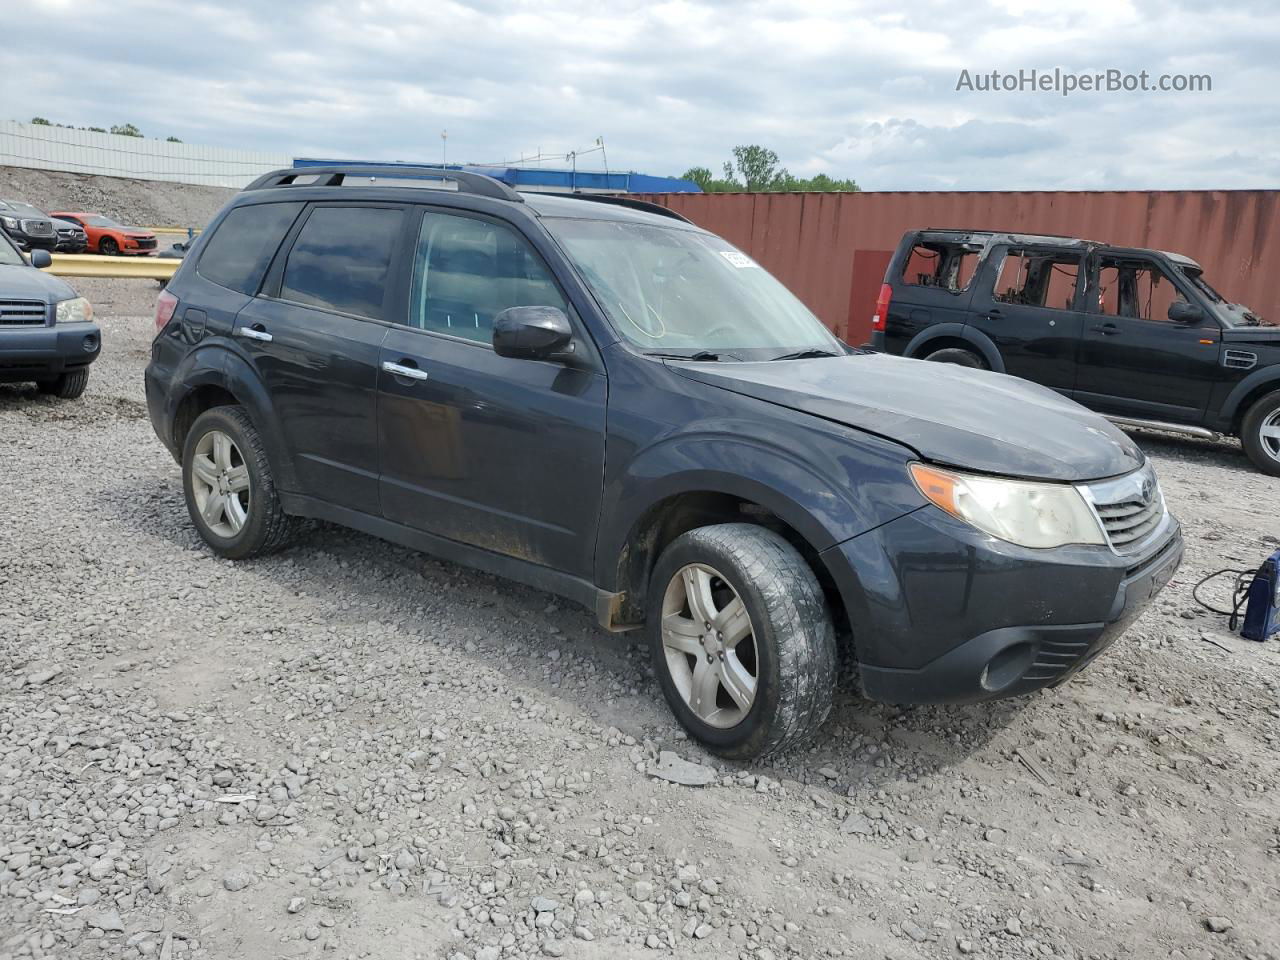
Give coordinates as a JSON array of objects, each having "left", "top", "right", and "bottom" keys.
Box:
[{"left": 279, "top": 493, "right": 627, "bottom": 630}]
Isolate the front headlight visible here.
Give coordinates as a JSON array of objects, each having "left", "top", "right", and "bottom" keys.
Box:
[
  {"left": 55, "top": 297, "right": 93, "bottom": 324},
  {"left": 0, "top": 216, "right": 17, "bottom": 230},
  {"left": 910, "top": 462, "right": 1105, "bottom": 549}
]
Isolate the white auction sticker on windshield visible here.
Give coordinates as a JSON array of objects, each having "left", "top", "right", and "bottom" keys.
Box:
[{"left": 719, "top": 251, "right": 759, "bottom": 269}]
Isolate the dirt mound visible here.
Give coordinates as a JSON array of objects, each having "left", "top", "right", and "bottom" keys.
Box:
[{"left": 0, "top": 165, "right": 236, "bottom": 229}]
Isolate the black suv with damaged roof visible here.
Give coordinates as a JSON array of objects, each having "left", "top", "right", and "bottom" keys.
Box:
[
  {"left": 872, "top": 228, "right": 1280, "bottom": 475},
  {"left": 145, "top": 166, "right": 1182, "bottom": 759}
]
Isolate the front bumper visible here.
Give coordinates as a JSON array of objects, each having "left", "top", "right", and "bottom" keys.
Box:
[
  {"left": 821, "top": 504, "right": 1183, "bottom": 705},
  {"left": 0, "top": 322, "right": 101, "bottom": 382}
]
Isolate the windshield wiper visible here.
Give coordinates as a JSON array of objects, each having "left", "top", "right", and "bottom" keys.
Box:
[
  {"left": 768, "top": 348, "right": 843, "bottom": 361},
  {"left": 647, "top": 351, "right": 726, "bottom": 362}
]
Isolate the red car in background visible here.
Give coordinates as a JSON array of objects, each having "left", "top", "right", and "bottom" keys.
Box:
[{"left": 50, "top": 212, "right": 157, "bottom": 256}]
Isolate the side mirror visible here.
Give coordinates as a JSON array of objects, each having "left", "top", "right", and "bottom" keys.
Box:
[
  {"left": 1168, "top": 301, "right": 1204, "bottom": 324},
  {"left": 493, "top": 306, "right": 574, "bottom": 361},
  {"left": 29, "top": 249, "right": 52, "bottom": 269}
]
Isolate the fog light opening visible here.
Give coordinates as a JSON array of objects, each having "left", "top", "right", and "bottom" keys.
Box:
[
  {"left": 980, "top": 642, "right": 1035, "bottom": 692},
  {"left": 83, "top": 334, "right": 99, "bottom": 352}
]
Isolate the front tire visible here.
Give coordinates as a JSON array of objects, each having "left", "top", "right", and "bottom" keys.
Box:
[
  {"left": 36, "top": 368, "right": 89, "bottom": 399},
  {"left": 182, "top": 406, "right": 294, "bottom": 559},
  {"left": 98, "top": 236, "right": 119, "bottom": 256},
  {"left": 647, "top": 523, "right": 837, "bottom": 760},
  {"left": 1241, "top": 390, "right": 1280, "bottom": 477}
]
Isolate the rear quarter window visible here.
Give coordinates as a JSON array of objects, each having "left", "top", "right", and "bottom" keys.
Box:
[
  {"left": 900, "top": 242, "right": 978, "bottom": 293},
  {"left": 279, "top": 206, "right": 404, "bottom": 321},
  {"left": 196, "top": 202, "right": 303, "bottom": 295}
]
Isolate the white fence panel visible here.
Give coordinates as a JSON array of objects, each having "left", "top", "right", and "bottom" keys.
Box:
[{"left": 0, "top": 121, "right": 290, "bottom": 188}]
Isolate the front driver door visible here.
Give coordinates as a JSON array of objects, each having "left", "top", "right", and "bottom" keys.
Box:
[
  {"left": 1074, "top": 255, "right": 1221, "bottom": 422},
  {"left": 966, "top": 243, "right": 1086, "bottom": 395},
  {"left": 377, "top": 207, "right": 607, "bottom": 578}
]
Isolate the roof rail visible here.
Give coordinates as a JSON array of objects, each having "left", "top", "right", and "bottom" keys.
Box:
[
  {"left": 244, "top": 165, "right": 524, "bottom": 203},
  {"left": 542, "top": 193, "right": 693, "bottom": 224}
]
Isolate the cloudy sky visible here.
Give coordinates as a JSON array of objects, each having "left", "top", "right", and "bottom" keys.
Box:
[{"left": 3, "top": 0, "right": 1277, "bottom": 190}]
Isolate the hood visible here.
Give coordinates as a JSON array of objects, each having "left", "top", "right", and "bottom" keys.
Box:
[
  {"left": 670, "top": 352, "right": 1144, "bottom": 482},
  {"left": 0, "top": 263, "right": 76, "bottom": 301},
  {"left": 124, "top": 229, "right": 154, "bottom": 237}
]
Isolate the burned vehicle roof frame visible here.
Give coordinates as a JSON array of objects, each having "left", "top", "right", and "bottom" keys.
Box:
[
  {"left": 144, "top": 166, "right": 1183, "bottom": 759},
  {"left": 874, "top": 226, "right": 1280, "bottom": 476}
]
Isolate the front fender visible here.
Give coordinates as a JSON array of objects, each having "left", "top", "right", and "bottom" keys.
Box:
[
  {"left": 904, "top": 323, "right": 1005, "bottom": 373},
  {"left": 1219, "top": 366, "right": 1280, "bottom": 428},
  {"left": 594, "top": 417, "right": 923, "bottom": 592}
]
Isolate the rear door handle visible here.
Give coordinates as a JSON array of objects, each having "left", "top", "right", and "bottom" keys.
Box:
[
  {"left": 235, "top": 325, "right": 273, "bottom": 343},
  {"left": 1090, "top": 323, "right": 1120, "bottom": 336},
  {"left": 382, "top": 360, "right": 430, "bottom": 381},
  {"left": 985, "top": 308, "right": 1003, "bottom": 320}
]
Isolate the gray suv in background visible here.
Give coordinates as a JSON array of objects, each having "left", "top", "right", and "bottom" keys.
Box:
[
  {"left": 0, "top": 231, "right": 99, "bottom": 398},
  {"left": 0, "top": 199, "right": 59, "bottom": 252}
]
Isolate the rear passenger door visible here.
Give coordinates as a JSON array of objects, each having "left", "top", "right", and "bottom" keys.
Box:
[
  {"left": 967, "top": 245, "right": 1086, "bottom": 394},
  {"left": 235, "top": 203, "right": 410, "bottom": 512},
  {"left": 377, "top": 207, "right": 606, "bottom": 578}
]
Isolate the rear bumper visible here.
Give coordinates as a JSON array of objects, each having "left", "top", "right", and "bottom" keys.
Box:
[
  {"left": 0, "top": 322, "right": 101, "bottom": 382},
  {"left": 821, "top": 505, "right": 1183, "bottom": 705}
]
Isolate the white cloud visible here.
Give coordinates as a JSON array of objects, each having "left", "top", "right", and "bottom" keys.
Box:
[{"left": 0, "top": 0, "right": 1274, "bottom": 189}]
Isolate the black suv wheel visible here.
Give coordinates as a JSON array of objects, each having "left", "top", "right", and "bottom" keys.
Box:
[
  {"left": 36, "top": 368, "right": 89, "bottom": 399},
  {"left": 1241, "top": 389, "right": 1280, "bottom": 477},
  {"left": 182, "top": 406, "right": 295, "bottom": 558},
  {"left": 647, "top": 523, "right": 837, "bottom": 760}
]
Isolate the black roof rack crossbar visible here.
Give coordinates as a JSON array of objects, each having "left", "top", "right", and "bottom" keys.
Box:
[
  {"left": 245, "top": 165, "right": 524, "bottom": 203},
  {"left": 544, "top": 193, "right": 693, "bottom": 224}
]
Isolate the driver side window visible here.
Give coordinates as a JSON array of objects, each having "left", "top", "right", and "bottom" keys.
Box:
[
  {"left": 408, "top": 211, "right": 567, "bottom": 345},
  {"left": 1097, "top": 259, "right": 1188, "bottom": 322}
]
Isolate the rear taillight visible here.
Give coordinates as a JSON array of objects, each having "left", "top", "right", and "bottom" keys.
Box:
[
  {"left": 872, "top": 283, "right": 892, "bottom": 333},
  {"left": 154, "top": 289, "right": 178, "bottom": 335}
]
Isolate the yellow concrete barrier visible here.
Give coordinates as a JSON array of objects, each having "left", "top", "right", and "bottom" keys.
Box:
[{"left": 47, "top": 253, "right": 179, "bottom": 280}]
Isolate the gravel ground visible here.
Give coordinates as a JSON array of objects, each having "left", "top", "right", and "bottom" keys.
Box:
[
  {"left": 0, "top": 168, "right": 233, "bottom": 230},
  {"left": 2, "top": 278, "right": 1278, "bottom": 960}
]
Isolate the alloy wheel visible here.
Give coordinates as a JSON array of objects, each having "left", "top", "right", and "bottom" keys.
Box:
[
  {"left": 660, "top": 563, "right": 759, "bottom": 728},
  {"left": 1261, "top": 409, "right": 1280, "bottom": 463},
  {"left": 190, "top": 429, "right": 251, "bottom": 537}
]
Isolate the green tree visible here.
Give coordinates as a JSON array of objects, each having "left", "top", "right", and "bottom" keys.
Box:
[
  {"left": 86, "top": 126, "right": 107, "bottom": 133},
  {"left": 110, "top": 123, "right": 143, "bottom": 137},
  {"left": 30, "top": 116, "right": 51, "bottom": 125},
  {"left": 166, "top": 136, "right": 182, "bottom": 143},
  {"left": 728, "top": 145, "right": 780, "bottom": 191},
  {"left": 680, "top": 166, "right": 714, "bottom": 190}
]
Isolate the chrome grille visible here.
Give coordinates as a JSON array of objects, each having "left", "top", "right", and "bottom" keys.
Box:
[
  {"left": 22, "top": 219, "right": 54, "bottom": 237},
  {"left": 1082, "top": 464, "right": 1167, "bottom": 555},
  {"left": 0, "top": 299, "right": 48, "bottom": 325}
]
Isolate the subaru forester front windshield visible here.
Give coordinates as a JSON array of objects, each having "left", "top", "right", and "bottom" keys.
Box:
[{"left": 545, "top": 218, "right": 843, "bottom": 360}]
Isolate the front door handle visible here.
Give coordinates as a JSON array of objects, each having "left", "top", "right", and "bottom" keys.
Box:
[
  {"left": 234, "top": 324, "right": 273, "bottom": 343},
  {"left": 985, "top": 308, "right": 1003, "bottom": 320},
  {"left": 382, "top": 360, "right": 430, "bottom": 381},
  {"left": 1090, "top": 322, "right": 1121, "bottom": 336}
]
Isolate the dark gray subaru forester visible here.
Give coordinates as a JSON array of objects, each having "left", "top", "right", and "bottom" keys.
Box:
[{"left": 144, "top": 165, "right": 1182, "bottom": 759}]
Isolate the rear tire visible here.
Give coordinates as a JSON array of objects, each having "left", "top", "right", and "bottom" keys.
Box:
[
  {"left": 1241, "top": 390, "right": 1280, "bottom": 477},
  {"left": 98, "top": 236, "right": 119, "bottom": 256},
  {"left": 36, "top": 368, "right": 89, "bottom": 399},
  {"left": 924, "top": 346, "right": 987, "bottom": 369},
  {"left": 182, "top": 405, "right": 295, "bottom": 559},
  {"left": 646, "top": 523, "right": 837, "bottom": 760}
]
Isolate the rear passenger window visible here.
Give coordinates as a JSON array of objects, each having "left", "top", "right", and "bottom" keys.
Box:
[
  {"left": 281, "top": 206, "right": 403, "bottom": 320},
  {"left": 993, "top": 249, "right": 1081, "bottom": 310},
  {"left": 900, "top": 243, "right": 979, "bottom": 293},
  {"left": 197, "top": 202, "right": 302, "bottom": 295},
  {"left": 407, "top": 211, "right": 567, "bottom": 344}
]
